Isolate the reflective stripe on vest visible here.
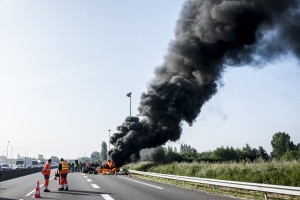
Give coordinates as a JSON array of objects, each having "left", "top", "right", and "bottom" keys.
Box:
[{"left": 61, "top": 161, "right": 69, "bottom": 174}]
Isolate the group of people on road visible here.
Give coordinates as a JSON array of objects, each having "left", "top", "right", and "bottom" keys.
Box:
[
  {"left": 41, "top": 158, "right": 69, "bottom": 192},
  {"left": 67, "top": 160, "right": 80, "bottom": 172}
]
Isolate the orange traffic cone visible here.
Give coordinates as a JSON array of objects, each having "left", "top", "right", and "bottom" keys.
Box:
[{"left": 33, "top": 181, "right": 41, "bottom": 198}]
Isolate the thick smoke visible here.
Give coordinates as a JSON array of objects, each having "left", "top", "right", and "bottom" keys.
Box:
[{"left": 109, "top": 0, "right": 300, "bottom": 167}]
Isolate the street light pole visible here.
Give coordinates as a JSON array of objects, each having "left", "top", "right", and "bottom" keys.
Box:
[
  {"left": 126, "top": 92, "right": 132, "bottom": 116},
  {"left": 6, "top": 141, "right": 10, "bottom": 163}
]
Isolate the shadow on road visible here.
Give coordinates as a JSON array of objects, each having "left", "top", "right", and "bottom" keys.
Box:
[{"left": 49, "top": 189, "right": 112, "bottom": 196}]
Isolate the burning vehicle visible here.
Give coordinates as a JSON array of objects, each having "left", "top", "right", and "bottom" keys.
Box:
[{"left": 97, "top": 160, "right": 118, "bottom": 175}]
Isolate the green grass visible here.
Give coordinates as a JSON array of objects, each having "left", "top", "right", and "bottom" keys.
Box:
[
  {"left": 131, "top": 160, "right": 300, "bottom": 187},
  {"left": 130, "top": 161, "right": 300, "bottom": 199}
]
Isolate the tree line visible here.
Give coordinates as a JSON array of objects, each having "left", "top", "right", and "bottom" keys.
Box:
[
  {"left": 40, "top": 131, "right": 299, "bottom": 165},
  {"left": 148, "top": 132, "right": 300, "bottom": 164}
]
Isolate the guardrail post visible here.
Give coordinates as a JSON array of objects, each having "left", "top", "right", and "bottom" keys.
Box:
[{"left": 264, "top": 192, "right": 268, "bottom": 200}]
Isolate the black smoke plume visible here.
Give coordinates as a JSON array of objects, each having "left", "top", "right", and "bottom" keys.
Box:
[{"left": 109, "top": 0, "right": 300, "bottom": 167}]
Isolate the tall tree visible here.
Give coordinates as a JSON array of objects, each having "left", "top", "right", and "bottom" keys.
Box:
[
  {"left": 271, "top": 132, "right": 293, "bottom": 159},
  {"left": 242, "top": 144, "right": 258, "bottom": 161},
  {"left": 258, "top": 146, "right": 270, "bottom": 161},
  {"left": 174, "top": 147, "right": 178, "bottom": 153},
  {"left": 151, "top": 146, "right": 165, "bottom": 164},
  {"left": 180, "top": 144, "right": 191, "bottom": 155},
  {"left": 212, "top": 146, "right": 238, "bottom": 161},
  {"left": 50, "top": 156, "right": 59, "bottom": 163},
  {"left": 100, "top": 141, "right": 108, "bottom": 161},
  {"left": 91, "top": 151, "right": 100, "bottom": 163},
  {"left": 165, "top": 146, "right": 182, "bottom": 163}
]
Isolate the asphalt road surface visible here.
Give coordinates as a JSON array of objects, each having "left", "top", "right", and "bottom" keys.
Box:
[{"left": 0, "top": 171, "right": 241, "bottom": 200}]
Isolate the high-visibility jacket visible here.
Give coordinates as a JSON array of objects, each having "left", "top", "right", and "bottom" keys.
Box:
[
  {"left": 60, "top": 161, "right": 69, "bottom": 174},
  {"left": 42, "top": 162, "right": 51, "bottom": 175}
]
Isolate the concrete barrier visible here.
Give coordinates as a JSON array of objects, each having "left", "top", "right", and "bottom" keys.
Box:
[{"left": 0, "top": 168, "right": 43, "bottom": 181}]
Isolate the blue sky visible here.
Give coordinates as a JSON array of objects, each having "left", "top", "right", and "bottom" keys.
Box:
[{"left": 0, "top": 0, "right": 299, "bottom": 160}]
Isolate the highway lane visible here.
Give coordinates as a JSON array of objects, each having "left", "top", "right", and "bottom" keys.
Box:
[
  {"left": 0, "top": 171, "right": 241, "bottom": 200},
  {"left": 0, "top": 170, "right": 105, "bottom": 200},
  {"left": 83, "top": 173, "right": 239, "bottom": 200},
  {"left": 0, "top": 170, "right": 50, "bottom": 200}
]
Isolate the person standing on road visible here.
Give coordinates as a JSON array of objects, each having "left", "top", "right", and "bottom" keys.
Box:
[
  {"left": 42, "top": 159, "right": 51, "bottom": 192},
  {"left": 74, "top": 160, "right": 79, "bottom": 172},
  {"left": 58, "top": 158, "right": 69, "bottom": 191}
]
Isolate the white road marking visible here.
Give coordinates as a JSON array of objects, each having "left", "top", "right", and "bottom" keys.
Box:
[
  {"left": 91, "top": 184, "right": 100, "bottom": 188},
  {"left": 87, "top": 179, "right": 92, "bottom": 182},
  {"left": 84, "top": 176, "right": 88, "bottom": 178},
  {"left": 25, "top": 189, "right": 35, "bottom": 197},
  {"left": 119, "top": 176, "right": 163, "bottom": 189},
  {"left": 25, "top": 183, "right": 44, "bottom": 196},
  {"left": 101, "top": 194, "right": 114, "bottom": 200}
]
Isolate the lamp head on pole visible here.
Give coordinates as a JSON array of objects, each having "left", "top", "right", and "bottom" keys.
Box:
[{"left": 126, "top": 92, "right": 132, "bottom": 97}]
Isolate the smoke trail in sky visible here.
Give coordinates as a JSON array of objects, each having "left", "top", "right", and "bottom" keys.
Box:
[{"left": 109, "top": 0, "right": 300, "bottom": 167}]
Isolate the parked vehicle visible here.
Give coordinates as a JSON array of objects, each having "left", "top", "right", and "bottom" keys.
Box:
[
  {"left": 0, "top": 163, "right": 12, "bottom": 170},
  {"left": 32, "top": 159, "right": 39, "bottom": 167},
  {"left": 50, "top": 162, "right": 59, "bottom": 167},
  {"left": 15, "top": 157, "right": 32, "bottom": 168}
]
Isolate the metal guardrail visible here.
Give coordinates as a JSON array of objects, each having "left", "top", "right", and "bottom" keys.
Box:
[{"left": 130, "top": 170, "right": 300, "bottom": 199}]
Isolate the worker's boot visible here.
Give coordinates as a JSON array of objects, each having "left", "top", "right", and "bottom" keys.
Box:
[
  {"left": 58, "top": 188, "right": 64, "bottom": 191},
  {"left": 44, "top": 189, "right": 50, "bottom": 192},
  {"left": 64, "top": 187, "right": 68, "bottom": 191}
]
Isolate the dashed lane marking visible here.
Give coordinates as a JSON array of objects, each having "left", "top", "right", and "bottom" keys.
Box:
[
  {"left": 87, "top": 180, "right": 114, "bottom": 200},
  {"left": 91, "top": 184, "right": 100, "bottom": 188},
  {"left": 87, "top": 179, "right": 92, "bottom": 182},
  {"left": 84, "top": 176, "right": 88, "bottom": 178},
  {"left": 119, "top": 176, "right": 163, "bottom": 190},
  {"left": 101, "top": 194, "right": 114, "bottom": 200}
]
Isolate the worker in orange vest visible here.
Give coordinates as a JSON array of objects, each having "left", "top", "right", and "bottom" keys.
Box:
[
  {"left": 42, "top": 159, "right": 51, "bottom": 192},
  {"left": 58, "top": 158, "right": 69, "bottom": 191}
]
